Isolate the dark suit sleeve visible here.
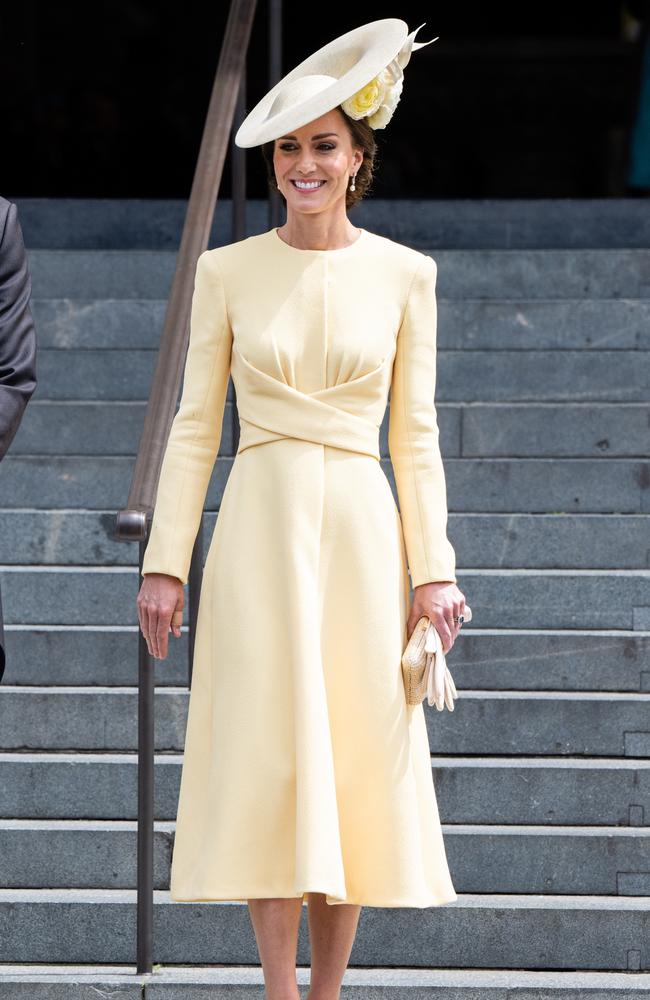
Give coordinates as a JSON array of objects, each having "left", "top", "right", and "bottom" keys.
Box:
[{"left": 0, "top": 200, "right": 37, "bottom": 461}]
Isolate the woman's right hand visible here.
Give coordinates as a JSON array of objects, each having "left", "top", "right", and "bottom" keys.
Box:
[{"left": 137, "top": 573, "right": 184, "bottom": 660}]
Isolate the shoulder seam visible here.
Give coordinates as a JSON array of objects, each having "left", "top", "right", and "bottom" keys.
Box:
[
  {"left": 197, "top": 249, "right": 231, "bottom": 330},
  {"left": 398, "top": 253, "right": 428, "bottom": 331}
]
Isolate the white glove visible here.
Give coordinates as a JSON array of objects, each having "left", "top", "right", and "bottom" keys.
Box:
[{"left": 424, "top": 621, "right": 459, "bottom": 711}]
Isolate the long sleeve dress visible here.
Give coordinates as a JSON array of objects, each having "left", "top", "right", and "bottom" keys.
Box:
[{"left": 141, "top": 225, "right": 458, "bottom": 907}]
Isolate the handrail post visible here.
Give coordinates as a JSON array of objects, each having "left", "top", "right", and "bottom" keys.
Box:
[
  {"left": 136, "top": 534, "right": 155, "bottom": 974},
  {"left": 112, "top": 0, "right": 261, "bottom": 972}
]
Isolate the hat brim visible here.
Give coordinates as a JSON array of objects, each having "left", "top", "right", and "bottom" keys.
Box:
[{"left": 235, "top": 19, "right": 413, "bottom": 148}]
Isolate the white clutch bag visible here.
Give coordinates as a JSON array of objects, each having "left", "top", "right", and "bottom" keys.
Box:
[{"left": 401, "top": 605, "right": 472, "bottom": 710}]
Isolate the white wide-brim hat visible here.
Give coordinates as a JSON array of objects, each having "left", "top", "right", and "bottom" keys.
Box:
[{"left": 234, "top": 18, "right": 438, "bottom": 148}]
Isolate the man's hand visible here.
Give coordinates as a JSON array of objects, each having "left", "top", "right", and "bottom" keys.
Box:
[
  {"left": 137, "top": 573, "right": 184, "bottom": 659},
  {"left": 408, "top": 580, "right": 467, "bottom": 654}
]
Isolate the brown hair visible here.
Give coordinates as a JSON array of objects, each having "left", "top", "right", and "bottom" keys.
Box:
[{"left": 260, "top": 107, "right": 378, "bottom": 211}]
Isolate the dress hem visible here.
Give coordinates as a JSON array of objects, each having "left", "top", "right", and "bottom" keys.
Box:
[{"left": 170, "top": 888, "right": 459, "bottom": 908}]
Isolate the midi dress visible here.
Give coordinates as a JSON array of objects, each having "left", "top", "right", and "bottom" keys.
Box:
[{"left": 141, "top": 225, "right": 459, "bottom": 908}]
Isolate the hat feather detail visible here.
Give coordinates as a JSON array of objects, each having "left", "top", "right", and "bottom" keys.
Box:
[{"left": 341, "top": 23, "right": 438, "bottom": 130}]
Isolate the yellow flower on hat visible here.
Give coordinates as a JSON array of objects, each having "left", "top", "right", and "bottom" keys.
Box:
[
  {"left": 341, "top": 75, "right": 387, "bottom": 121},
  {"left": 340, "top": 24, "right": 437, "bottom": 131},
  {"left": 342, "top": 64, "right": 403, "bottom": 130},
  {"left": 367, "top": 66, "right": 404, "bottom": 129}
]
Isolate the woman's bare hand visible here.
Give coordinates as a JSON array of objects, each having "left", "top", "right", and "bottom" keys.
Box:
[
  {"left": 137, "top": 573, "right": 184, "bottom": 660},
  {"left": 408, "top": 580, "right": 467, "bottom": 654}
]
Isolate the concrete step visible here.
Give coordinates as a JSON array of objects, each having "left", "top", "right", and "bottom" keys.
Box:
[
  {"left": 14, "top": 195, "right": 650, "bottom": 249},
  {"left": 2, "top": 455, "right": 647, "bottom": 514},
  {"left": 439, "top": 299, "right": 650, "bottom": 351},
  {"left": 455, "top": 403, "right": 650, "bottom": 458},
  {"left": 24, "top": 248, "right": 650, "bottom": 300},
  {"left": 444, "top": 458, "right": 650, "bottom": 513},
  {"left": 2, "top": 510, "right": 649, "bottom": 570},
  {"left": 3, "top": 626, "right": 649, "bottom": 692},
  {"left": 2, "top": 686, "right": 650, "bottom": 756},
  {"left": 33, "top": 297, "right": 165, "bottom": 349},
  {"left": 7, "top": 399, "right": 228, "bottom": 455},
  {"left": 33, "top": 347, "right": 650, "bottom": 403},
  {"left": 0, "top": 456, "right": 230, "bottom": 509},
  {"left": 2, "top": 964, "right": 650, "bottom": 999},
  {"left": 1, "top": 820, "right": 649, "bottom": 896},
  {"left": 8, "top": 399, "right": 650, "bottom": 458},
  {"left": 0, "top": 889, "right": 648, "bottom": 968},
  {"left": 31, "top": 296, "right": 650, "bottom": 351},
  {"left": 1, "top": 753, "right": 645, "bottom": 825},
  {"left": 439, "top": 350, "right": 650, "bottom": 403},
  {"left": 38, "top": 349, "right": 158, "bottom": 401},
  {"left": 449, "top": 630, "right": 650, "bottom": 692},
  {"left": 2, "top": 567, "right": 649, "bottom": 629},
  {"left": 0, "top": 626, "right": 190, "bottom": 686}
]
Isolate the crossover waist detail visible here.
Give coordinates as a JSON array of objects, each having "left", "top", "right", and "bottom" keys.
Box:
[{"left": 231, "top": 344, "right": 381, "bottom": 460}]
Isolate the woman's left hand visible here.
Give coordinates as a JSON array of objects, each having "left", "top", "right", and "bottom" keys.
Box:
[{"left": 408, "top": 580, "right": 467, "bottom": 654}]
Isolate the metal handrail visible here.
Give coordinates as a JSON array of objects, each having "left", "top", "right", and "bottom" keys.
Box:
[
  {"left": 112, "top": 0, "right": 269, "bottom": 973},
  {"left": 115, "top": 0, "right": 257, "bottom": 541}
]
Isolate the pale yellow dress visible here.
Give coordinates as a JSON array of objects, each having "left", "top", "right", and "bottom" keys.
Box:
[{"left": 141, "top": 226, "right": 458, "bottom": 907}]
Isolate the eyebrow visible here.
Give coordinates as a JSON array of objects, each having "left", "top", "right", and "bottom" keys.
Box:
[{"left": 278, "top": 132, "right": 339, "bottom": 141}]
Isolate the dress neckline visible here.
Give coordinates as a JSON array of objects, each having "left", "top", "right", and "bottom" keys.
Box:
[{"left": 272, "top": 226, "right": 367, "bottom": 254}]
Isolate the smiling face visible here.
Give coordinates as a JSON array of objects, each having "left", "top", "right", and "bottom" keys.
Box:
[{"left": 273, "top": 109, "right": 364, "bottom": 218}]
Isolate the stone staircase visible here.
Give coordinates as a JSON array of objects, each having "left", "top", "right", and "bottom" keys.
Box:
[{"left": 1, "top": 198, "right": 649, "bottom": 998}]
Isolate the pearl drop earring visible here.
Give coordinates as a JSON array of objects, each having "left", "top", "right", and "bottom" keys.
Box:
[{"left": 349, "top": 174, "right": 356, "bottom": 191}]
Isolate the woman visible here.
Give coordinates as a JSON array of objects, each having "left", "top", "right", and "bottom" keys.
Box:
[{"left": 137, "top": 18, "right": 468, "bottom": 1000}]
